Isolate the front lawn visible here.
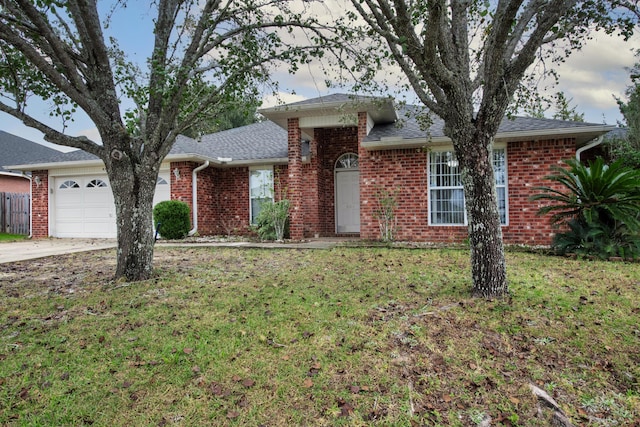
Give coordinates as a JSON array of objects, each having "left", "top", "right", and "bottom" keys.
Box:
[
  {"left": 0, "top": 247, "right": 638, "bottom": 426},
  {"left": 0, "top": 233, "right": 28, "bottom": 242}
]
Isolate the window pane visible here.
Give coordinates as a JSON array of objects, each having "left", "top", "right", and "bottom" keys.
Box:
[
  {"left": 430, "top": 188, "right": 465, "bottom": 224},
  {"left": 251, "top": 198, "right": 271, "bottom": 223},
  {"left": 250, "top": 170, "right": 273, "bottom": 199},
  {"left": 429, "top": 149, "right": 506, "bottom": 225},
  {"left": 496, "top": 187, "right": 506, "bottom": 224},
  {"left": 493, "top": 150, "right": 506, "bottom": 186},
  {"left": 250, "top": 168, "right": 273, "bottom": 224}
]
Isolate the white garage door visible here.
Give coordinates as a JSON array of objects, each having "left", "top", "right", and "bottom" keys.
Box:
[{"left": 53, "top": 173, "right": 171, "bottom": 238}]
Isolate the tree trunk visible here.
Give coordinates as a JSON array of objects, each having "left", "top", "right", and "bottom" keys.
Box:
[
  {"left": 106, "top": 148, "right": 159, "bottom": 281},
  {"left": 456, "top": 130, "right": 508, "bottom": 298}
]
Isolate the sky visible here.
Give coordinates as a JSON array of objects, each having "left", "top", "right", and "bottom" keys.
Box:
[{"left": 0, "top": 2, "right": 638, "bottom": 153}]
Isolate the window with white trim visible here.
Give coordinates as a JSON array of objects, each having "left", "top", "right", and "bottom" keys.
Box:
[
  {"left": 429, "top": 149, "right": 507, "bottom": 225},
  {"left": 249, "top": 167, "right": 274, "bottom": 224}
]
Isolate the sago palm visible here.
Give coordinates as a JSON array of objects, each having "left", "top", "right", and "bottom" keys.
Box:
[
  {"left": 533, "top": 158, "right": 640, "bottom": 258},
  {"left": 532, "top": 158, "right": 640, "bottom": 232}
]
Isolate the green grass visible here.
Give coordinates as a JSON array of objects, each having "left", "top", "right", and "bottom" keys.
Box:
[
  {"left": 0, "top": 233, "right": 28, "bottom": 242},
  {"left": 1, "top": 247, "right": 639, "bottom": 426}
]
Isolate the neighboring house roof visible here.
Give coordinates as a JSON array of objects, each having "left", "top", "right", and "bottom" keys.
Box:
[
  {"left": 0, "top": 131, "right": 61, "bottom": 175},
  {"left": 6, "top": 94, "right": 613, "bottom": 171}
]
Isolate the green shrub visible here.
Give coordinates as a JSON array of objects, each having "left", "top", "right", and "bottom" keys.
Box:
[
  {"left": 153, "top": 200, "right": 191, "bottom": 240},
  {"left": 253, "top": 200, "right": 290, "bottom": 241},
  {"left": 552, "top": 217, "right": 640, "bottom": 259},
  {"left": 533, "top": 158, "right": 640, "bottom": 259}
]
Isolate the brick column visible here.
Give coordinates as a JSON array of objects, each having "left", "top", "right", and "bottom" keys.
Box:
[
  {"left": 31, "top": 170, "right": 49, "bottom": 238},
  {"left": 287, "top": 118, "right": 304, "bottom": 240},
  {"left": 357, "top": 112, "right": 374, "bottom": 239}
]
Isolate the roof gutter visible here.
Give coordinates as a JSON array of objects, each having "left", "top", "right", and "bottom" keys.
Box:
[
  {"left": 575, "top": 136, "right": 604, "bottom": 161},
  {"left": 188, "top": 160, "right": 210, "bottom": 236}
]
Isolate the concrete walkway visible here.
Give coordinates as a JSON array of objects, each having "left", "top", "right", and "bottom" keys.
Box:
[
  {"left": 0, "top": 238, "right": 118, "bottom": 264},
  {"left": 0, "top": 237, "right": 355, "bottom": 264}
]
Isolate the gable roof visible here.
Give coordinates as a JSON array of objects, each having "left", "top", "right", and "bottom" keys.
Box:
[
  {"left": 5, "top": 94, "right": 613, "bottom": 171},
  {"left": 171, "top": 120, "right": 309, "bottom": 161},
  {"left": 363, "top": 105, "right": 612, "bottom": 149},
  {"left": 0, "top": 131, "right": 61, "bottom": 174}
]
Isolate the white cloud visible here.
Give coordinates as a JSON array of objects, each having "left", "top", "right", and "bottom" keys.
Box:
[
  {"left": 75, "top": 127, "right": 102, "bottom": 145},
  {"left": 540, "top": 32, "right": 638, "bottom": 123},
  {"left": 260, "top": 91, "right": 308, "bottom": 108}
]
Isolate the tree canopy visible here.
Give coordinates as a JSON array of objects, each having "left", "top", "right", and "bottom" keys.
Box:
[
  {"left": 608, "top": 51, "right": 640, "bottom": 168},
  {"left": 0, "top": 0, "right": 331, "bottom": 280},
  {"left": 338, "top": 0, "right": 638, "bottom": 297}
]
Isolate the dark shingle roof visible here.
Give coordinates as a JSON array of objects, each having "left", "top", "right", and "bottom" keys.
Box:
[
  {"left": 4, "top": 95, "right": 610, "bottom": 169},
  {"left": 365, "top": 105, "right": 607, "bottom": 142},
  {"left": 282, "top": 93, "right": 382, "bottom": 107},
  {"left": 0, "top": 131, "right": 61, "bottom": 173},
  {"left": 171, "top": 120, "right": 307, "bottom": 160}
]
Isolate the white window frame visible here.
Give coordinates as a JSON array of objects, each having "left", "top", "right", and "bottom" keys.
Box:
[
  {"left": 428, "top": 147, "right": 508, "bottom": 226},
  {"left": 249, "top": 166, "right": 274, "bottom": 224}
]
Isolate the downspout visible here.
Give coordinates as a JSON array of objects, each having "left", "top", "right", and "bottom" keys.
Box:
[
  {"left": 188, "top": 160, "right": 210, "bottom": 236},
  {"left": 576, "top": 136, "right": 604, "bottom": 162},
  {"left": 27, "top": 173, "right": 33, "bottom": 238}
]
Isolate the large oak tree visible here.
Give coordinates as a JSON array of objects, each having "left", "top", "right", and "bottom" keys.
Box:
[
  {"left": 0, "top": 0, "right": 328, "bottom": 280},
  {"left": 344, "top": 0, "right": 638, "bottom": 297}
]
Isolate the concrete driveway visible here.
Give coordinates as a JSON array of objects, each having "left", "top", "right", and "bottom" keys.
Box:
[
  {"left": 0, "top": 238, "right": 117, "bottom": 264},
  {"left": 0, "top": 237, "right": 350, "bottom": 264}
]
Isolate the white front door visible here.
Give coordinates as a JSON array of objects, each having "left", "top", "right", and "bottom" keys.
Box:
[{"left": 335, "top": 170, "right": 360, "bottom": 233}]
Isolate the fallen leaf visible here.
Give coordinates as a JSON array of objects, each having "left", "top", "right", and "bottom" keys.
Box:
[
  {"left": 232, "top": 375, "right": 242, "bottom": 382},
  {"left": 242, "top": 379, "right": 255, "bottom": 388},
  {"left": 227, "top": 411, "right": 239, "bottom": 419},
  {"left": 183, "top": 348, "right": 193, "bottom": 354},
  {"left": 18, "top": 387, "right": 29, "bottom": 400},
  {"left": 302, "top": 378, "right": 313, "bottom": 388},
  {"left": 339, "top": 401, "right": 354, "bottom": 417},
  {"left": 509, "top": 396, "right": 520, "bottom": 405},
  {"left": 191, "top": 365, "right": 200, "bottom": 373},
  {"left": 281, "top": 355, "right": 290, "bottom": 361},
  {"left": 442, "top": 394, "right": 451, "bottom": 403},
  {"left": 350, "top": 385, "right": 360, "bottom": 394}
]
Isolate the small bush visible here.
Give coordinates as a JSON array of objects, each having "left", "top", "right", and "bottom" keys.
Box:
[
  {"left": 153, "top": 200, "right": 191, "bottom": 240},
  {"left": 254, "top": 200, "right": 290, "bottom": 241}
]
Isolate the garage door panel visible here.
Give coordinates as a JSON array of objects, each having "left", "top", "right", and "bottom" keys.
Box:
[{"left": 54, "top": 173, "right": 171, "bottom": 238}]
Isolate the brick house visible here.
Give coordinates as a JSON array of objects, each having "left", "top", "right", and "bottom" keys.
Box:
[
  {"left": 9, "top": 94, "right": 612, "bottom": 244},
  {"left": 0, "top": 131, "right": 60, "bottom": 194}
]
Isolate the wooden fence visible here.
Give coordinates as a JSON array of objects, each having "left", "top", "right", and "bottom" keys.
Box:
[{"left": 0, "top": 192, "right": 30, "bottom": 235}]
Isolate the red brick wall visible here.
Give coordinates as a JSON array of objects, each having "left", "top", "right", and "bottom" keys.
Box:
[
  {"left": 312, "top": 126, "right": 359, "bottom": 236},
  {"left": 31, "top": 171, "right": 48, "bottom": 238},
  {"left": 214, "top": 167, "right": 252, "bottom": 235},
  {"left": 0, "top": 175, "right": 30, "bottom": 193},
  {"left": 502, "top": 138, "right": 575, "bottom": 245},
  {"left": 358, "top": 138, "right": 575, "bottom": 245},
  {"left": 288, "top": 118, "right": 304, "bottom": 240},
  {"left": 170, "top": 162, "right": 196, "bottom": 213}
]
